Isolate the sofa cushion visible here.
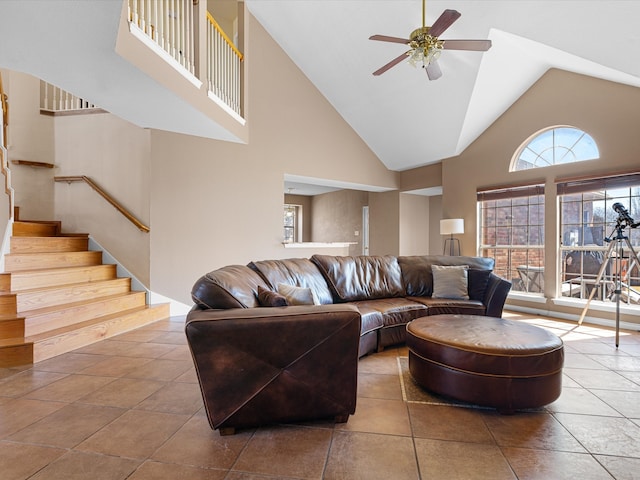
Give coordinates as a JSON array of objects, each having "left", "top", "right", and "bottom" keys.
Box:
[
  {"left": 398, "top": 255, "right": 495, "bottom": 297},
  {"left": 354, "top": 298, "right": 427, "bottom": 327},
  {"left": 249, "top": 258, "right": 334, "bottom": 305},
  {"left": 409, "top": 297, "right": 486, "bottom": 316},
  {"left": 277, "top": 283, "right": 318, "bottom": 305},
  {"left": 432, "top": 265, "right": 469, "bottom": 300},
  {"left": 311, "top": 255, "right": 404, "bottom": 302},
  {"left": 257, "top": 286, "right": 288, "bottom": 307},
  {"left": 192, "top": 265, "right": 268, "bottom": 309},
  {"left": 353, "top": 305, "right": 385, "bottom": 336}
]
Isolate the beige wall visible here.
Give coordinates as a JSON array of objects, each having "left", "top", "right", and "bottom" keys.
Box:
[
  {"left": 368, "top": 191, "right": 400, "bottom": 256},
  {"left": 53, "top": 113, "right": 152, "bottom": 285},
  {"left": 438, "top": 69, "right": 640, "bottom": 323},
  {"left": 399, "top": 193, "right": 430, "bottom": 256},
  {"left": 428, "top": 195, "right": 443, "bottom": 255},
  {"left": 7, "top": 9, "right": 639, "bottom": 327},
  {"left": 4, "top": 71, "right": 55, "bottom": 220},
  {"left": 311, "top": 189, "right": 368, "bottom": 256},
  {"left": 148, "top": 14, "right": 397, "bottom": 303},
  {"left": 443, "top": 69, "right": 640, "bottom": 253}
]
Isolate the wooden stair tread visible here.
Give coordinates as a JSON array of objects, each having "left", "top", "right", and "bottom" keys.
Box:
[
  {"left": 0, "top": 264, "right": 117, "bottom": 293},
  {"left": 0, "top": 337, "right": 33, "bottom": 347},
  {"left": 10, "top": 278, "right": 132, "bottom": 314},
  {"left": 5, "top": 277, "right": 129, "bottom": 296},
  {"left": 10, "top": 236, "right": 89, "bottom": 253},
  {"left": 4, "top": 250, "right": 103, "bottom": 272},
  {"left": 6, "top": 291, "right": 144, "bottom": 319},
  {"left": 26, "top": 305, "right": 162, "bottom": 342}
]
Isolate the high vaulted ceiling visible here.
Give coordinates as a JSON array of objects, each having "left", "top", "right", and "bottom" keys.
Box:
[{"left": 246, "top": 0, "right": 640, "bottom": 172}]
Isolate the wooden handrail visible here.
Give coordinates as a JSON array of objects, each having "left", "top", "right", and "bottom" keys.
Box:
[
  {"left": 54, "top": 176, "right": 150, "bottom": 233},
  {"left": 0, "top": 73, "right": 7, "bottom": 145},
  {"left": 207, "top": 12, "right": 244, "bottom": 61}
]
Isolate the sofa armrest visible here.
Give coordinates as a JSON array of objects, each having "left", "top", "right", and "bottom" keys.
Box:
[
  {"left": 483, "top": 273, "right": 512, "bottom": 318},
  {"left": 185, "top": 304, "right": 361, "bottom": 433}
]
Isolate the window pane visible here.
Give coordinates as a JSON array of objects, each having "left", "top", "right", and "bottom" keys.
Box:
[
  {"left": 478, "top": 187, "right": 545, "bottom": 296},
  {"left": 512, "top": 126, "right": 599, "bottom": 172},
  {"left": 559, "top": 176, "right": 640, "bottom": 304}
]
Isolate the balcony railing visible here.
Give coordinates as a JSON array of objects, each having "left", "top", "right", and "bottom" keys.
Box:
[
  {"left": 128, "top": 0, "right": 196, "bottom": 75},
  {"left": 40, "top": 82, "right": 99, "bottom": 113},
  {"left": 206, "top": 12, "right": 243, "bottom": 118},
  {"left": 127, "top": 0, "right": 243, "bottom": 119}
]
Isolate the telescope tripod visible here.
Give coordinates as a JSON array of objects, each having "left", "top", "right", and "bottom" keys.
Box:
[{"left": 578, "top": 222, "right": 640, "bottom": 347}]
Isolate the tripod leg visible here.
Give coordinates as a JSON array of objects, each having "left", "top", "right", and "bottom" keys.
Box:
[
  {"left": 615, "top": 237, "right": 640, "bottom": 347},
  {"left": 578, "top": 240, "right": 617, "bottom": 325}
]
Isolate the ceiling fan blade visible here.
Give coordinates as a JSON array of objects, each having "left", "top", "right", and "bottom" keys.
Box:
[
  {"left": 425, "top": 60, "right": 442, "bottom": 81},
  {"left": 369, "top": 34, "right": 410, "bottom": 44},
  {"left": 372, "top": 52, "right": 408, "bottom": 76},
  {"left": 429, "top": 9, "right": 461, "bottom": 38},
  {"left": 442, "top": 39, "right": 492, "bottom": 51}
]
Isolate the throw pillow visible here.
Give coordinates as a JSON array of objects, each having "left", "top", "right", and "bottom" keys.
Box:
[
  {"left": 432, "top": 265, "right": 469, "bottom": 300},
  {"left": 468, "top": 269, "right": 492, "bottom": 301},
  {"left": 277, "top": 283, "right": 319, "bottom": 305},
  {"left": 257, "top": 286, "right": 288, "bottom": 307}
]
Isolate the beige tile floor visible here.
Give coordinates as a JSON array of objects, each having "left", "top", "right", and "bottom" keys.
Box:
[{"left": 2, "top": 311, "right": 640, "bottom": 479}]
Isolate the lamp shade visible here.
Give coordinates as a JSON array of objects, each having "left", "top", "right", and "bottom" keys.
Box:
[{"left": 440, "top": 218, "right": 464, "bottom": 235}]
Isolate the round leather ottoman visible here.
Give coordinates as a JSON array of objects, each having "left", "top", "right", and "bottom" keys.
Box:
[{"left": 406, "top": 314, "right": 564, "bottom": 412}]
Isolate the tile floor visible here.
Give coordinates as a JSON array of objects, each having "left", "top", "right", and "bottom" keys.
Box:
[{"left": 2, "top": 311, "right": 640, "bottom": 479}]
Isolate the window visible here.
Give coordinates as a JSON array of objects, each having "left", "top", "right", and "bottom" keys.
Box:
[
  {"left": 283, "top": 204, "right": 302, "bottom": 243},
  {"left": 478, "top": 184, "right": 545, "bottom": 294},
  {"left": 511, "top": 126, "right": 599, "bottom": 171},
  {"left": 557, "top": 173, "right": 640, "bottom": 304}
]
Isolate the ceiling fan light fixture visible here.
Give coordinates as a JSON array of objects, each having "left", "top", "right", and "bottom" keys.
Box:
[
  {"left": 369, "top": 6, "right": 490, "bottom": 79},
  {"left": 407, "top": 30, "right": 443, "bottom": 69}
]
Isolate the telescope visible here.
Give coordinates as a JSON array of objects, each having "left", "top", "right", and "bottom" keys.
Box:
[{"left": 612, "top": 202, "right": 640, "bottom": 228}]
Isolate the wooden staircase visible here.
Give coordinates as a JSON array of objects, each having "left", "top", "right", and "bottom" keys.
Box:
[{"left": 0, "top": 221, "right": 169, "bottom": 367}]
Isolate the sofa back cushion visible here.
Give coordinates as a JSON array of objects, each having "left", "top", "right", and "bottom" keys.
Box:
[
  {"left": 398, "top": 255, "right": 495, "bottom": 299},
  {"left": 248, "top": 258, "right": 334, "bottom": 305},
  {"left": 311, "top": 255, "right": 404, "bottom": 302},
  {"left": 191, "top": 265, "right": 268, "bottom": 309}
]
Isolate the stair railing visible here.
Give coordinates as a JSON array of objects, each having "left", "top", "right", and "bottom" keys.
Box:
[{"left": 54, "top": 176, "right": 150, "bottom": 233}]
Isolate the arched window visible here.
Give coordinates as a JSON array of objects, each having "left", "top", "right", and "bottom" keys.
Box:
[{"left": 511, "top": 126, "right": 599, "bottom": 171}]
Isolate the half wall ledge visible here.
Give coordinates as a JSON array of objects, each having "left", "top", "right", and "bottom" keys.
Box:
[{"left": 283, "top": 242, "right": 357, "bottom": 249}]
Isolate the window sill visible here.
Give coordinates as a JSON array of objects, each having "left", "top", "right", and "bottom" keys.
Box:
[
  {"left": 508, "top": 291, "right": 547, "bottom": 303},
  {"left": 552, "top": 296, "right": 640, "bottom": 315}
]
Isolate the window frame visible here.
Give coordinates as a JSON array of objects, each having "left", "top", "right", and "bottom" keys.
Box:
[
  {"left": 556, "top": 172, "right": 640, "bottom": 304},
  {"left": 477, "top": 183, "right": 546, "bottom": 296},
  {"left": 511, "top": 126, "right": 599, "bottom": 172},
  {"left": 283, "top": 203, "right": 302, "bottom": 243}
]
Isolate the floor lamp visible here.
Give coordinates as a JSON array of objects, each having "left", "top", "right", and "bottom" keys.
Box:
[{"left": 441, "top": 219, "right": 464, "bottom": 256}]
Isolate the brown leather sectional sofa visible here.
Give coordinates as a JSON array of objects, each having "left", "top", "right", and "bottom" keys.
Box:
[{"left": 186, "top": 254, "right": 511, "bottom": 434}]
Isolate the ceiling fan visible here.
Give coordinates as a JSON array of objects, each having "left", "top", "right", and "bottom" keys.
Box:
[{"left": 369, "top": 0, "right": 491, "bottom": 80}]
